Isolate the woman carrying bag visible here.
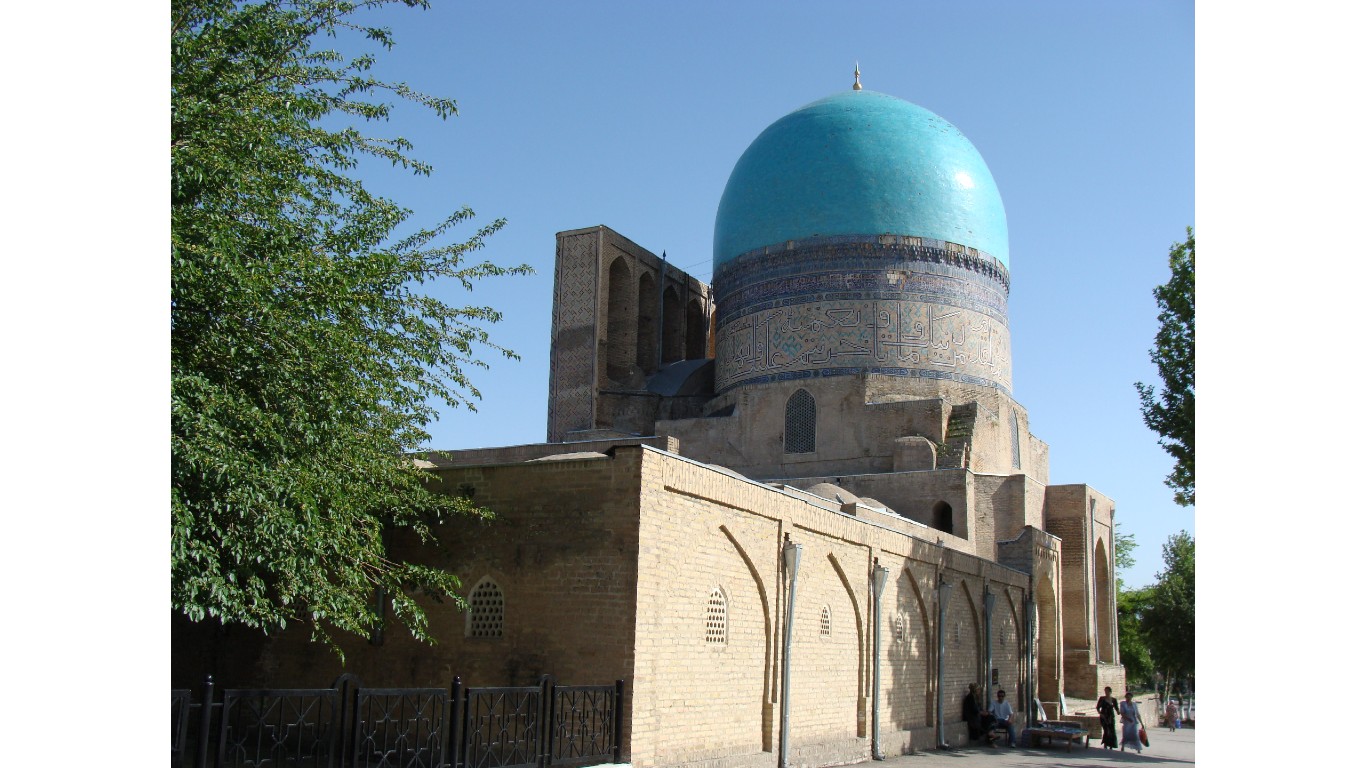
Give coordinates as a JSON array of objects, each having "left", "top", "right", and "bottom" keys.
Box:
[{"left": 1118, "top": 690, "right": 1144, "bottom": 754}]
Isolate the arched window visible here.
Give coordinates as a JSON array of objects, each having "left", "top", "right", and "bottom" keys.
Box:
[
  {"left": 820, "top": 605, "right": 832, "bottom": 637},
  {"left": 784, "top": 389, "right": 816, "bottom": 454},
  {"left": 662, "top": 286, "right": 684, "bottom": 364},
  {"left": 706, "top": 588, "right": 727, "bottom": 644},
  {"left": 605, "top": 258, "right": 633, "bottom": 383},
  {"left": 466, "top": 577, "right": 504, "bottom": 638},
  {"left": 685, "top": 298, "right": 707, "bottom": 360},
  {"left": 1010, "top": 411, "right": 1022, "bottom": 470},
  {"left": 636, "top": 272, "right": 658, "bottom": 374},
  {"left": 932, "top": 501, "right": 953, "bottom": 535}
]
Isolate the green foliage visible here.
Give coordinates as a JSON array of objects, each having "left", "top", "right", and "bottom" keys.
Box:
[
  {"left": 1116, "top": 584, "right": 1154, "bottom": 685},
  {"left": 1136, "top": 228, "right": 1195, "bottom": 506},
  {"left": 1114, "top": 524, "right": 1137, "bottom": 583},
  {"left": 171, "top": 0, "right": 529, "bottom": 648},
  {"left": 1113, "top": 522, "right": 1153, "bottom": 682},
  {"left": 1139, "top": 532, "right": 1195, "bottom": 686}
]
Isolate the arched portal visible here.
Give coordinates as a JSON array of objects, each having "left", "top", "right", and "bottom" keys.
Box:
[
  {"left": 1094, "top": 540, "right": 1115, "bottom": 663},
  {"left": 1036, "top": 572, "right": 1061, "bottom": 704}
]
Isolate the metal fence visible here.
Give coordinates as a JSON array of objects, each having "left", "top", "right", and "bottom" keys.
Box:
[{"left": 172, "top": 674, "right": 624, "bottom": 768}]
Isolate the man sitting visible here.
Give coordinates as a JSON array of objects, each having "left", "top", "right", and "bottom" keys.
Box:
[{"left": 989, "top": 689, "right": 1017, "bottom": 747}]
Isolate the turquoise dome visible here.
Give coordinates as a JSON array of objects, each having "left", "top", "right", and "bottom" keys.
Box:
[{"left": 713, "top": 89, "right": 1009, "bottom": 270}]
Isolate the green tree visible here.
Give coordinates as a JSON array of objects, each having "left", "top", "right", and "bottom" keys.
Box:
[
  {"left": 1140, "top": 531, "right": 1195, "bottom": 696},
  {"left": 1136, "top": 228, "right": 1195, "bottom": 506},
  {"left": 172, "top": 0, "right": 529, "bottom": 647},
  {"left": 1113, "top": 524, "right": 1154, "bottom": 685}
]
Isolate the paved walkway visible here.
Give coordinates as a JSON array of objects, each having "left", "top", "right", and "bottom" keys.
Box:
[{"left": 879, "top": 726, "right": 1195, "bottom": 767}]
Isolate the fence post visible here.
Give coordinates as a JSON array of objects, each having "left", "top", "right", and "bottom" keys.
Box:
[
  {"left": 449, "top": 676, "right": 463, "bottom": 768},
  {"left": 539, "top": 675, "right": 554, "bottom": 768},
  {"left": 197, "top": 675, "right": 215, "bottom": 768},
  {"left": 613, "top": 680, "right": 625, "bottom": 765},
  {"left": 332, "top": 673, "right": 361, "bottom": 768}
]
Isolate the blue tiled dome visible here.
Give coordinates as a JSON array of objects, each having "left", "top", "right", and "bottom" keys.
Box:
[{"left": 713, "top": 89, "right": 1009, "bottom": 270}]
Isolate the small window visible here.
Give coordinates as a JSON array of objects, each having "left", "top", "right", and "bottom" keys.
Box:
[
  {"left": 820, "top": 605, "right": 832, "bottom": 637},
  {"left": 706, "top": 588, "right": 727, "bottom": 644},
  {"left": 932, "top": 501, "right": 953, "bottom": 535},
  {"left": 1010, "top": 411, "right": 1022, "bottom": 470},
  {"left": 466, "top": 577, "right": 505, "bottom": 638},
  {"left": 784, "top": 389, "right": 816, "bottom": 454},
  {"left": 894, "top": 615, "right": 906, "bottom": 643}
]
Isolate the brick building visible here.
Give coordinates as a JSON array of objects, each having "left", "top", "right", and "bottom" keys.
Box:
[{"left": 173, "top": 79, "right": 1124, "bottom": 766}]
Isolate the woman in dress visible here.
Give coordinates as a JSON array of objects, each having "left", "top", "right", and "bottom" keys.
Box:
[
  {"left": 1118, "top": 690, "right": 1143, "bottom": 753},
  {"left": 1096, "top": 686, "right": 1118, "bottom": 749}
]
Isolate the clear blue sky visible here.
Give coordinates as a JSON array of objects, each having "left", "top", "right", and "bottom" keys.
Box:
[{"left": 339, "top": 0, "right": 1195, "bottom": 589}]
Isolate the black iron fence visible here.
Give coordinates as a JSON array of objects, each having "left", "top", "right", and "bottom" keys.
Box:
[{"left": 172, "top": 674, "right": 624, "bottom": 768}]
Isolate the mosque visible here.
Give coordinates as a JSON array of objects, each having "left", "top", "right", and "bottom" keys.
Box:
[{"left": 173, "top": 73, "right": 1124, "bottom": 767}]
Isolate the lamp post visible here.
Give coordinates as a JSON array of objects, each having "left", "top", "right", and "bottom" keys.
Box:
[
  {"left": 780, "top": 537, "right": 803, "bottom": 768},
  {"left": 983, "top": 585, "right": 995, "bottom": 700},
  {"left": 935, "top": 575, "right": 952, "bottom": 749},
  {"left": 871, "top": 560, "right": 890, "bottom": 760}
]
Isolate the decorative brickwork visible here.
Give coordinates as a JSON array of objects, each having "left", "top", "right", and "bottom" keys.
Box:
[{"left": 712, "top": 235, "right": 1012, "bottom": 394}]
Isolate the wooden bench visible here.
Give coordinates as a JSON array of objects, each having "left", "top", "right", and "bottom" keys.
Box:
[{"left": 1022, "top": 726, "right": 1089, "bottom": 752}]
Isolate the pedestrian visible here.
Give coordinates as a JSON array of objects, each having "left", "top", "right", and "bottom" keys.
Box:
[
  {"left": 989, "top": 689, "right": 1017, "bottom": 747},
  {"left": 1166, "top": 697, "right": 1179, "bottom": 731},
  {"left": 1096, "top": 686, "right": 1118, "bottom": 749},
  {"left": 1119, "top": 690, "right": 1143, "bottom": 753},
  {"left": 963, "top": 683, "right": 987, "bottom": 744}
]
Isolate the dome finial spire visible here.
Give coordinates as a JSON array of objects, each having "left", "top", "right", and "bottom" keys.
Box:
[{"left": 853, "top": 62, "right": 862, "bottom": 91}]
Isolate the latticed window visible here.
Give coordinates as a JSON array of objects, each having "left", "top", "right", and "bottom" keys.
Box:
[
  {"left": 466, "top": 577, "right": 504, "bottom": 638},
  {"left": 820, "top": 605, "right": 832, "bottom": 636},
  {"left": 894, "top": 615, "right": 906, "bottom": 643},
  {"left": 706, "top": 588, "right": 727, "bottom": 644},
  {"left": 1010, "top": 411, "right": 1022, "bottom": 470},
  {"left": 784, "top": 389, "right": 816, "bottom": 453}
]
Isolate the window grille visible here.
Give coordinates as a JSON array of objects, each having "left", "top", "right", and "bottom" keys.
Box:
[
  {"left": 820, "top": 605, "right": 832, "bottom": 637},
  {"left": 784, "top": 389, "right": 816, "bottom": 454},
  {"left": 894, "top": 615, "right": 906, "bottom": 643},
  {"left": 1010, "top": 411, "right": 1022, "bottom": 470},
  {"left": 467, "top": 577, "right": 504, "bottom": 638},
  {"left": 706, "top": 588, "right": 727, "bottom": 644}
]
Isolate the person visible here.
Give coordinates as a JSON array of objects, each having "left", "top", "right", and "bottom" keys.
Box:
[
  {"left": 1118, "top": 690, "right": 1143, "bottom": 753},
  {"left": 1166, "top": 697, "right": 1180, "bottom": 731},
  {"left": 963, "top": 683, "right": 986, "bottom": 744},
  {"left": 989, "top": 689, "right": 1017, "bottom": 747},
  {"left": 1096, "top": 686, "right": 1118, "bottom": 749}
]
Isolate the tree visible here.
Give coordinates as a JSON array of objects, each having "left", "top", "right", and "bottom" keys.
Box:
[
  {"left": 1113, "top": 524, "right": 1154, "bottom": 685},
  {"left": 1140, "top": 531, "right": 1195, "bottom": 697},
  {"left": 1137, "top": 228, "right": 1195, "bottom": 506},
  {"left": 172, "top": 0, "right": 529, "bottom": 648}
]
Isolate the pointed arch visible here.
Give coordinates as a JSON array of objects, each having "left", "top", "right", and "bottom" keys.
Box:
[
  {"left": 686, "top": 297, "right": 707, "bottom": 359},
  {"left": 605, "top": 257, "right": 633, "bottom": 383},
  {"left": 889, "top": 567, "right": 935, "bottom": 729},
  {"left": 1094, "top": 539, "right": 1115, "bottom": 663},
  {"left": 827, "top": 553, "right": 867, "bottom": 737},
  {"left": 946, "top": 580, "right": 981, "bottom": 723},
  {"left": 1036, "top": 569, "right": 1062, "bottom": 703},
  {"left": 719, "top": 525, "right": 775, "bottom": 752},
  {"left": 636, "top": 271, "right": 658, "bottom": 374},
  {"left": 662, "top": 285, "right": 684, "bottom": 364}
]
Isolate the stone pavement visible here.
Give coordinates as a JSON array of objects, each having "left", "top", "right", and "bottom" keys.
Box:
[{"left": 876, "top": 726, "right": 1195, "bottom": 767}]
